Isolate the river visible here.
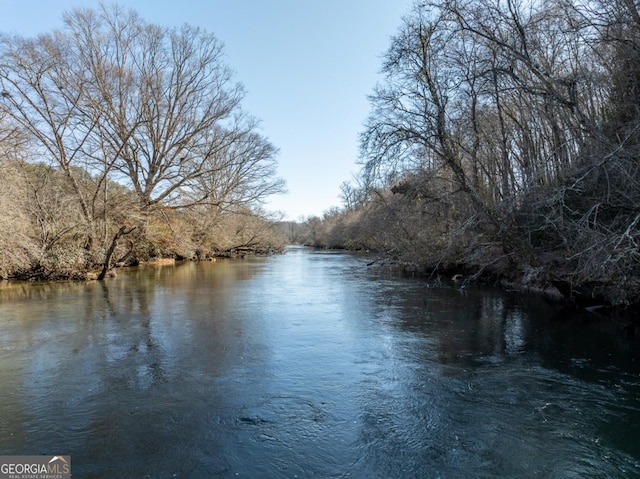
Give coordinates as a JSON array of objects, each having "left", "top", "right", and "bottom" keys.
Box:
[{"left": 0, "top": 246, "right": 639, "bottom": 478}]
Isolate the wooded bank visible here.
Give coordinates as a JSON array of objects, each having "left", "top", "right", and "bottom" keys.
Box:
[
  {"left": 0, "top": 5, "right": 286, "bottom": 280},
  {"left": 2, "top": 0, "right": 639, "bottom": 313},
  {"left": 296, "top": 0, "right": 640, "bottom": 312}
]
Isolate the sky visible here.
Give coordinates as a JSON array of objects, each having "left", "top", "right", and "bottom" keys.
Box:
[{"left": 0, "top": 1, "right": 413, "bottom": 220}]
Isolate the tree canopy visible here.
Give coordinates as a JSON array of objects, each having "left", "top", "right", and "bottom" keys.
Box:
[
  {"left": 309, "top": 0, "right": 640, "bottom": 307},
  {"left": 0, "top": 4, "right": 286, "bottom": 279}
]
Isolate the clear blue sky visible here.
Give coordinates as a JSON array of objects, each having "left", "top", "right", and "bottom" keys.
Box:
[{"left": 0, "top": 1, "right": 413, "bottom": 220}]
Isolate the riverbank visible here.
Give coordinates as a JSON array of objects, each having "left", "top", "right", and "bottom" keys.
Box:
[
  {"left": 313, "top": 244, "right": 640, "bottom": 323},
  {"left": 6, "top": 244, "right": 286, "bottom": 283}
]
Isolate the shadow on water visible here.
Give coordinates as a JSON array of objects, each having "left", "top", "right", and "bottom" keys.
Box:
[{"left": 1, "top": 247, "right": 639, "bottom": 478}]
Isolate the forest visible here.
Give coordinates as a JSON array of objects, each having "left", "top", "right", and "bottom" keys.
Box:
[
  {"left": 301, "top": 0, "right": 640, "bottom": 309},
  {"left": 1, "top": 0, "right": 639, "bottom": 311},
  {"left": 0, "top": 5, "right": 286, "bottom": 281}
]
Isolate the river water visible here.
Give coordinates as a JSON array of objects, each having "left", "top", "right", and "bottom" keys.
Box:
[{"left": 0, "top": 246, "right": 639, "bottom": 478}]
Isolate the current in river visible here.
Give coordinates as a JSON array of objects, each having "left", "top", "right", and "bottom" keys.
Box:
[{"left": 0, "top": 246, "right": 639, "bottom": 478}]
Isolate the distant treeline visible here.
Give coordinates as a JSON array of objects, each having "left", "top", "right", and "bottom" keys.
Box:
[
  {"left": 0, "top": 5, "right": 286, "bottom": 280},
  {"left": 298, "top": 0, "right": 640, "bottom": 309}
]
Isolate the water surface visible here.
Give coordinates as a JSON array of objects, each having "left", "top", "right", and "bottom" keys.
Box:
[{"left": 1, "top": 246, "right": 639, "bottom": 478}]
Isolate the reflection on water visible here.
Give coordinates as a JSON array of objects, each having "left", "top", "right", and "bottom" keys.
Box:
[{"left": 1, "top": 246, "right": 639, "bottom": 478}]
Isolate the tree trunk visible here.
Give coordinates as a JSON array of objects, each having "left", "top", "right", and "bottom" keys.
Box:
[{"left": 97, "top": 225, "right": 136, "bottom": 280}]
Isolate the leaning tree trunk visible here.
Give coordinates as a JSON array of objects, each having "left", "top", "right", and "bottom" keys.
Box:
[{"left": 97, "top": 225, "right": 136, "bottom": 280}]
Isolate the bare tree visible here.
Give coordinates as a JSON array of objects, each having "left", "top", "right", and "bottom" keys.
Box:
[
  {"left": 185, "top": 116, "right": 285, "bottom": 211},
  {"left": 0, "top": 29, "right": 101, "bottom": 250},
  {"left": 0, "top": 4, "right": 285, "bottom": 277},
  {"left": 60, "top": 5, "right": 259, "bottom": 210},
  {"left": 349, "top": 0, "right": 640, "bottom": 302}
]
